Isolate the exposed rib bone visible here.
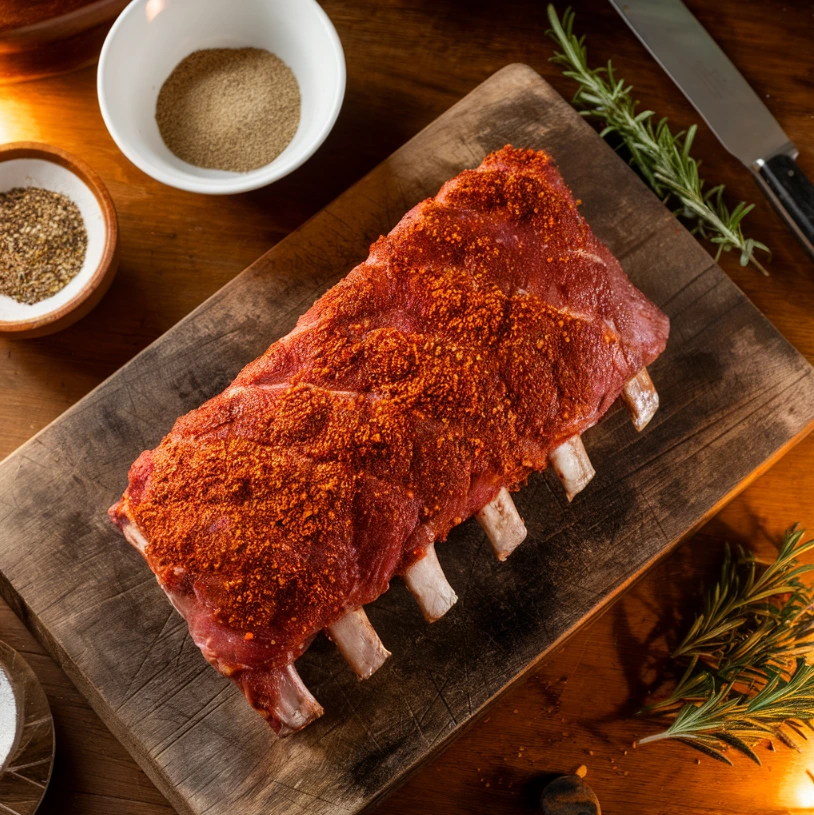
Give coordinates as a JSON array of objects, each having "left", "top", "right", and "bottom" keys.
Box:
[
  {"left": 326, "top": 607, "right": 391, "bottom": 679},
  {"left": 275, "top": 663, "right": 324, "bottom": 737},
  {"left": 476, "top": 487, "right": 528, "bottom": 561},
  {"left": 403, "top": 544, "right": 458, "bottom": 622},
  {"left": 548, "top": 435, "right": 595, "bottom": 501},
  {"left": 120, "top": 517, "right": 149, "bottom": 554},
  {"left": 621, "top": 367, "right": 660, "bottom": 431}
]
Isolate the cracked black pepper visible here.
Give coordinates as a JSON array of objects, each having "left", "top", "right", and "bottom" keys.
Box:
[
  {"left": 0, "top": 187, "right": 88, "bottom": 305},
  {"left": 156, "top": 48, "right": 301, "bottom": 173}
]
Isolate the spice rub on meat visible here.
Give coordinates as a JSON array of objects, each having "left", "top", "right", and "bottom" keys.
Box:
[{"left": 110, "top": 146, "right": 669, "bottom": 735}]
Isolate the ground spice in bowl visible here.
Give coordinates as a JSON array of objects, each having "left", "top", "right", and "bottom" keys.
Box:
[
  {"left": 0, "top": 187, "right": 87, "bottom": 305},
  {"left": 156, "top": 47, "right": 301, "bottom": 173}
]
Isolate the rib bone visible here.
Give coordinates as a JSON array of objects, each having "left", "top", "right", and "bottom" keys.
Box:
[
  {"left": 403, "top": 544, "right": 458, "bottom": 622},
  {"left": 548, "top": 435, "right": 595, "bottom": 501},
  {"left": 275, "top": 663, "right": 325, "bottom": 737},
  {"left": 120, "top": 517, "right": 149, "bottom": 554},
  {"left": 326, "top": 607, "right": 391, "bottom": 679},
  {"left": 621, "top": 367, "right": 660, "bottom": 431},
  {"left": 476, "top": 487, "right": 528, "bottom": 561}
]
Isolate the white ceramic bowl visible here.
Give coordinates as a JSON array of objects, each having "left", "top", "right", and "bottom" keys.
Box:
[{"left": 97, "top": 0, "right": 345, "bottom": 194}]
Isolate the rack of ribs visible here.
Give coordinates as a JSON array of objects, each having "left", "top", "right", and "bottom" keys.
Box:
[{"left": 109, "top": 146, "right": 669, "bottom": 735}]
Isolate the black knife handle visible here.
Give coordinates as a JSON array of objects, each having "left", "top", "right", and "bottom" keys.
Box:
[{"left": 757, "top": 153, "right": 814, "bottom": 261}]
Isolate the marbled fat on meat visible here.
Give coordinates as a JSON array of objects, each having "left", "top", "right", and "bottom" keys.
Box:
[{"left": 109, "top": 146, "right": 669, "bottom": 734}]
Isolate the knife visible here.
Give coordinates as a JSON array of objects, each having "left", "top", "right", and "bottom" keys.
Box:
[{"left": 609, "top": 0, "right": 814, "bottom": 262}]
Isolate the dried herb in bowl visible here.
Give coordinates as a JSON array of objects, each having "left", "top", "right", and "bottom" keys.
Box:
[{"left": 0, "top": 186, "right": 87, "bottom": 305}]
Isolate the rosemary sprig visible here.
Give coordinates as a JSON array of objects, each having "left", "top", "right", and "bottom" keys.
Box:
[
  {"left": 545, "top": 5, "right": 770, "bottom": 275},
  {"left": 672, "top": 528, "right": 814, "bottom": 668},
  {"left": 638, "top": 527, "right": 814, "bottom": 764}
]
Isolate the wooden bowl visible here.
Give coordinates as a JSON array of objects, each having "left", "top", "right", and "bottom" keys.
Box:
[
  {"left": 0, "top": 0, "right": 128, "bottom": 85},
  {"left": 0, "top": 142, "right": 119, "bottom": 339}
]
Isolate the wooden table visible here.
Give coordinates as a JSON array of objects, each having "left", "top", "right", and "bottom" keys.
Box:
[{"left": 1, "top": 1, "right": 812, "bottom": 812}]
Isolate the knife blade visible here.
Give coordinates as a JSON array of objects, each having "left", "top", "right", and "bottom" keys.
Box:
[{"left": 609, "top": 0, "right": 814, "bottom": 262}]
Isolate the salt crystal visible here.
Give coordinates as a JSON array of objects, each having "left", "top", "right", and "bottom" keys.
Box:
[{"left": 0, "top": 664, "right": 18, "bottom": 770}]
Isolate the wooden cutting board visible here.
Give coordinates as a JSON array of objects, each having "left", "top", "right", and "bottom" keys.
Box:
[{"left": 1, "top": 64, "right": 813, "bottom": 815}]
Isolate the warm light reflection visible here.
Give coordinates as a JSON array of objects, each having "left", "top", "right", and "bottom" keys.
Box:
[
  {"left": 797, "top": 775, "right": 814, "bottom": 810},
  {"left": 145, "top": 0, "right": 166, "bottom": 23},
  {"left": 768, "top": 741, "right": 814, "bottom": 812},
  {"left": 0, "top": 90, "right": 38, "bottom": 143}
]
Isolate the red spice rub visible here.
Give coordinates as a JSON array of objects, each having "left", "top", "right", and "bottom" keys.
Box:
[{"left": 110, "top": 146, "right": 668, "bottom": 680}]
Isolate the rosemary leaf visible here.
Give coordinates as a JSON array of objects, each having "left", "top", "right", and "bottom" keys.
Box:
[
  {"left": 545, "top": 5, "right": 770, "bottom": 274},
  {"left": 674, "top": 737, "right": 735, "bottom": 765}
]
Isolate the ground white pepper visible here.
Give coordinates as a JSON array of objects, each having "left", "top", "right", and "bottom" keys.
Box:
[
  {"left": 0, "top": 187, "right": 87, "bottom": 305},
  {"left": 156, "top": 48, "right": 301, "bottom": 173}
]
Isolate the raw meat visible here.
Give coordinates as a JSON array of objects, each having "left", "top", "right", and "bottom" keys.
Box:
[{"left": 110, "top": 146, "right": 669, "bottom": 734}]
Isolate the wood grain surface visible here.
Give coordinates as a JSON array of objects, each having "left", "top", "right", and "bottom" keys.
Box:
[{"left": 0, "top": 2, "right": 813, "bottom": 814}]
